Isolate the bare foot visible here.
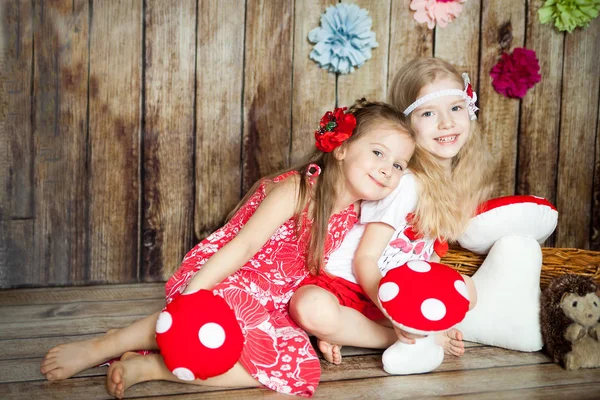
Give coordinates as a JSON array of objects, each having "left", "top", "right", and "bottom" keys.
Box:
[
  {"left": 436, "top": 328, "right": 465, "bottom": 357},
  {"left": 41, "top": 329, "right": 119, "bottom": 381},
  {"left": 318, "top": 339, "right": 342, "bottom": 365},
  {"left": 106, "top": 351, "right": 155, "bottom": 399}
]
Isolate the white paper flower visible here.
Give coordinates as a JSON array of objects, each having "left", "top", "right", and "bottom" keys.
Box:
[{"left": 308, "top": 3, "right": 378, "bottom": 74}]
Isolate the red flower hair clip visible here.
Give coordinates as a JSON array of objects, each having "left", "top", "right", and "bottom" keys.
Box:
[{"left": 314, "top": 107, "right": 357, "bottom": 152}]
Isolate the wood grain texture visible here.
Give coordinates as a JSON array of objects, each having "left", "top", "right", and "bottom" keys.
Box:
[
  {"left": 338, "top": 0, "right": 391, "bottom": 105},
  {"left": 387, "top": 0, "right": 433, "bottom": 92},
  {"left": 0, "top": 0, "right": 34, "bottom": 219},
  {"left": 195, "top": 0, "right": 245, "bottom": 240},
  {"left": 0, "top": 282, "right": 163, "bottom": 305},
  {"left": 0, "top": 220, "right": 33, "bottom": 287},
  {"left": 142, "top": 0, "right": 195, "bottom": 280},
  {"left": 478, "top": 1, "right": 525, "bottom": 197},
  {"left": 517, "top": 1, "right": 564, "bottom": 247},
  {"left": 31, "top": 0, "right": 89, "bottom": 286},
  {"left": 1, "top": 284, "right": 599, "bottom": 399},
  {"left": 555, "top": 17, "right": 600, "bottom": 249},
  {"left": 1, "top": 298, "right": 164, "bottom": 323},
  {"left": 593, "top": 90, "right": 600, "bottom": 251},
  {"left": 88, "top": 0, "right": 142, "bottom": 283},
  {"left": 242, "top": 0, "right": 294, "bottom": 192},
  {"left": 434, "top": 0, "right": 481, "bottom": 87},
  {"left": 0, "top": 314, "right": 148, "bottom": 339},
  {"left": 290, "top": 0, "right": 336, "bottom": 164},
  {"left": 0, "top": 1, "right": 34, "bottom": 289}
]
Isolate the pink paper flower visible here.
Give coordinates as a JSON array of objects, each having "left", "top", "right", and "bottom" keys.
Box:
[
  {"left": 490, "top": 48, "right": 542, "bottom": 99},
  {"left": 410, "top": 0, "right": 466, "bottom": 29}
]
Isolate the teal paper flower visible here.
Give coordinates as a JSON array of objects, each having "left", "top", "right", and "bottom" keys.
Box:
[
  {"left": 538, "top": 0, "right": 600, "bottom": 33},
  {"left": 308, "top": 3, "right": 378, "bottom": 75}
]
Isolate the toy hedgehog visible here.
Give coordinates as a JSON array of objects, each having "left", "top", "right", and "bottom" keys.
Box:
[{"left": 540, "top": 274, "right": 600, "bottom": 370}]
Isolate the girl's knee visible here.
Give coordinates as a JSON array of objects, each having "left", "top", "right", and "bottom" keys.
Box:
[
  {"left": 290, "top": 286, "right": 340, "bottom": 335},
  {"left": 461, "top": 275, "right": 477, "bottom": 310}
]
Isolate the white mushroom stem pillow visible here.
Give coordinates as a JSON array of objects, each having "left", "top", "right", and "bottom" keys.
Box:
[{"left": 454, "top": 195, "right": 558, "bottom": 352}]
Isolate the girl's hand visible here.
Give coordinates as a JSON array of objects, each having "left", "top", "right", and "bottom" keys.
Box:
[{"left": 393, "top": 325, "right": 425, "bottom": 345}]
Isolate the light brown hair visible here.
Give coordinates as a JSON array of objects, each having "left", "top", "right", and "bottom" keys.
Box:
[
  {"left": 389, "top": 57, "right": 494, "bottom": 241},
  {"left": 229, "top": 99, "right": 414, "bottom": 275}
]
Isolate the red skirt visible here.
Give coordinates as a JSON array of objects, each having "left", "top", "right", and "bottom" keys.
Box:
[{"left": 300, "top": 273, "right": 385, "bottom": 321}]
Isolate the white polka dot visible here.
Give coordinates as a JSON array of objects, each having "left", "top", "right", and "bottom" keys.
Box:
[
  {"left": 378, "top": 282, "right": 399, "bottom": 302},
  {"left": 172, "top": 367, "right": 195, "bottom": 381},
  {"left": 155, "top": 311, "right": 172, "bottom": 334},
  {"left": 454, "top": 280, "right": 469, "bottom": 301},
  {"left": 421, "top": 298, "right": 446, "bottom": 321},
  {"left": 198, "top": 322, "right": 226, "bottom": 349},
  {"left": 407, "top": 260, "right": 431, "bottom": 273}
]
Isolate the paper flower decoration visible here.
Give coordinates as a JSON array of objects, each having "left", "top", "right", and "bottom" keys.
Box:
[
  {"left": 538, "top": 0, "right": 600, "bottom": 33},
  {"left": 308, "top": 3, "right": 378, "bottom": 75},
  {"left": 314, "top": 107, "right": 357, "bottom": 152},
  {"left": 490, "top": 48, "right": 541, "bottom": 99},
  {"left": 410, "top": 0, "right": 467, "bottom": 29}
]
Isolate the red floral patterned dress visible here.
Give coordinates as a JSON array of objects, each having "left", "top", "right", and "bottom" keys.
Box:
[{"left": 164, "top": 167, "right": 357, "bottom": 397}]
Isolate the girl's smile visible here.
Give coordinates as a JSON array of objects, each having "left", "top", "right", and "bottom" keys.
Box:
[{"left": 434, "top": 134, "right": 460, "bottom": 144}]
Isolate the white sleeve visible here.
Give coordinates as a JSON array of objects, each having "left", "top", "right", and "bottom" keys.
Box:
[{"left": 360, "top": 172, "right": 418, "bottom": 230}]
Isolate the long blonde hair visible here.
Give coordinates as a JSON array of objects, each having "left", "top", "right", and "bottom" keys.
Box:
[
  {"left": 229, "top": 99, "right": 413, "bottom": 275},
  {"left": 389, "top": 57, "right": 494, "bottom": 241}
]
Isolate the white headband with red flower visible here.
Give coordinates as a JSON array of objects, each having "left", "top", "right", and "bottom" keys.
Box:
[{"left": 403, "top": 73, "right": 478, "bottom": 121}]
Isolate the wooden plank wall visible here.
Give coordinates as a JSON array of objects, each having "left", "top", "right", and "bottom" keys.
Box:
[{"left": 1, "top": 0, "right": 599, "bottom": 288}]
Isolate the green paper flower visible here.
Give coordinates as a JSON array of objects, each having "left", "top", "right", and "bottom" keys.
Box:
[{"left": 538, "top": 0, "right": 600, "bottom": 33}]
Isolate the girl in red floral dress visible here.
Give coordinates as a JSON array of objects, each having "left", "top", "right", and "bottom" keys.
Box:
[{"left": 41, "top": 99, "right": 415, "bottom": 398}]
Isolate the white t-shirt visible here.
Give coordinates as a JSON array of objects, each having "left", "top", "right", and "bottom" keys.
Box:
[{"left": 324, "top": 172, "right": 435, "bottom": 283}]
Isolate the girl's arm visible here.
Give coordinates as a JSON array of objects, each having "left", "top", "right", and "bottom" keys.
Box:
[
  {"left": 354, "top": 222, "right": 424, "bottom": 345},
  {"left": 183, "top": 176, "right": 300, "bottom": 294},
  {"left": 353, "top": 222, "right": 395, "bottom": 305}
]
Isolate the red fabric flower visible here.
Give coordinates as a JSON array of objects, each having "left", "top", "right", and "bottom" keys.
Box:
[
  {"left": 490, "top": 48, "right": 541, "bottom": 99},
  {"left": 314, "top": 107, "right": 357, "bottom": 152}
]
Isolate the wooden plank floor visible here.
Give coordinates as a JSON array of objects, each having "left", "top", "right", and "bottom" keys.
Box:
[{"left": 1, "top": 284, "right": 599, "bottom": 399}]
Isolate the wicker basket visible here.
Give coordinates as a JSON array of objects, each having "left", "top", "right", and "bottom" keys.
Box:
[{"left": 441, "top": 247, "right": 600, "bottom": 290}]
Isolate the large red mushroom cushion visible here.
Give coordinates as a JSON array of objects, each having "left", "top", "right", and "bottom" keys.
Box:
[
  {"left": 155, "top": 289, "right": 244, "bottom": 381},
  {"left": 378, "top": 261, "right": 470, "bottom": 335},
  {"left": 458, "top": 195, "right": 558, "bottom": 254}
]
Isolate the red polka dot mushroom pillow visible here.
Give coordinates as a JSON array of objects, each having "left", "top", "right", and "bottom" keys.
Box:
[
  {"left": 155, "top": 289, "right": 244, "bottom": 381},
  {"left": 458, "top": 195, "right": 558, "bottom": 255},
  {"left": 378, "top": 260, "right": 470, "bottom": 334}
]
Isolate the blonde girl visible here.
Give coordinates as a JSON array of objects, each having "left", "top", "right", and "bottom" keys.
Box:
[
  {"left": 290, "top": 58, "right": 493, "bottom": 364},
  {"left": 41, "top": 99, "right": 415, "bottom": 398}
]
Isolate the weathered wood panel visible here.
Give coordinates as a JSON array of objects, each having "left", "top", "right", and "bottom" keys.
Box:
[
  {"left": 32, "top": 0, "right": 89, "bottom": 286},
  {"left": 478, "top": 1, "right": 526, "bottom": 197},
  {"left": 338, "top": 0, "right": 391, "bottom": 106},
  {"left": 242, "top": 0, "right": 294, "bottom": 192},
  {"left": 555, "top": 18, "right": 600, "bottom": 249},
  {"left": 387, "top": 0, "right": 433, "bottom": 91},
  {"left": 517, "top": 1, "right": 564, "bottom": 248},
  {"left": 0, "top": 220, "right": 33, "bottom": 287},
  {"left": 195, "top": 0, "right": 245, "bottom": 240},
  {"left": 88, "top": 0, "right": 142, "bottom": 283},
  {"left": 593, "top": 95, "right": 600, "bottom": 251},
  {"left": 434, "top": 0, "right": 481, "bottom": 87},
  {"left": 142, "top": 0, "right": 195, "bottom": 280},
  {"left": 2, "top": 2, "right": 600, "bottom": 287},
  {"left": 0, "top": 282, "right": 163, "bottom": 306},
  {"left": 2, "top": 284, "right": 600, "bottom": 398},
  {"left": 291, "top": 0, "right": 336, "bottom": 164},
  {"left": 0, "top": 0, "right": 34, "bottom": 289},
  {"left": 0, "top": 0, "right": 33, "bottom": 219}
]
